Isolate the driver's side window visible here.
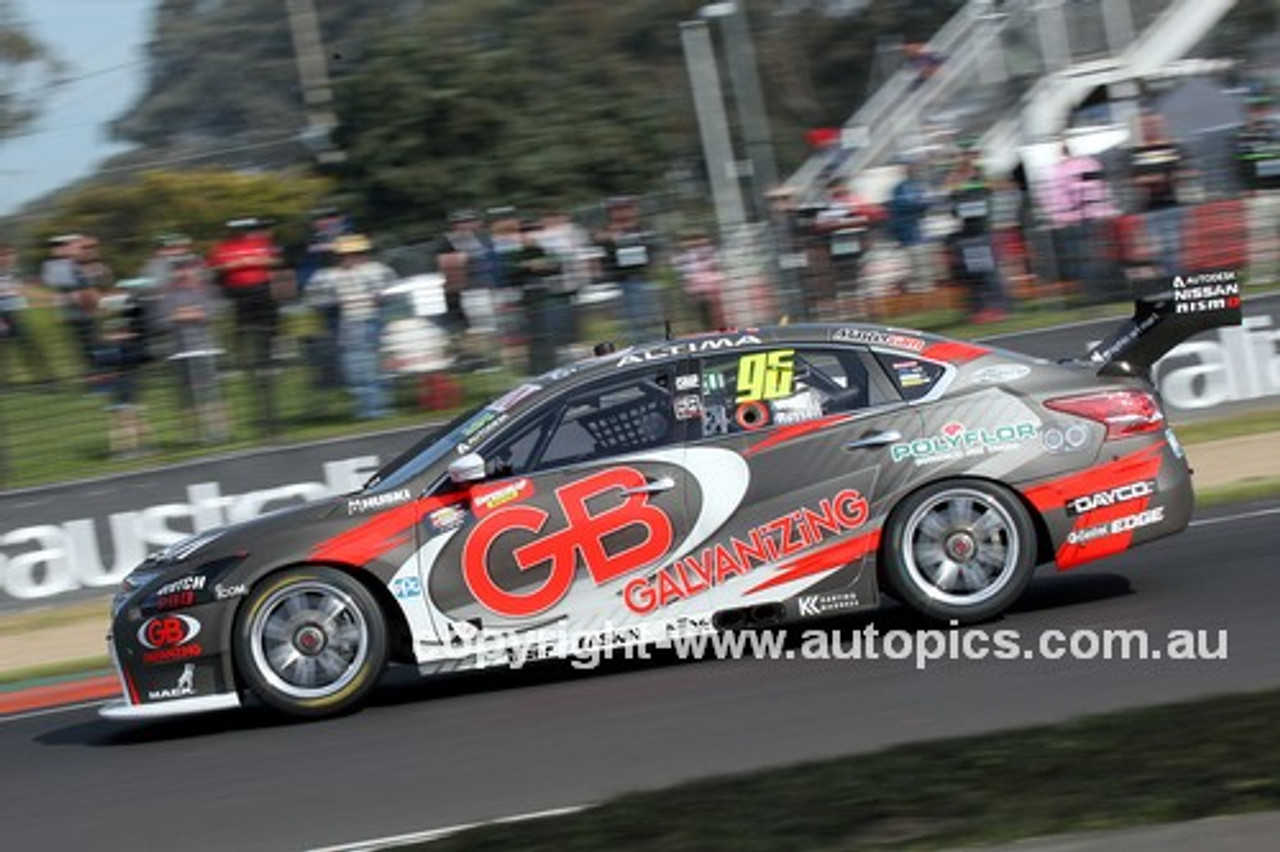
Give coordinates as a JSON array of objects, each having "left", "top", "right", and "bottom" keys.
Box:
[{"left": 486, "top": 368, "right": 679, "bottom": 477}]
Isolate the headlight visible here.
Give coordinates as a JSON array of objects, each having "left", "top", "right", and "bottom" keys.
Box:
[{"left": 113, "top": 567, "right": 165, "bottom": 617}]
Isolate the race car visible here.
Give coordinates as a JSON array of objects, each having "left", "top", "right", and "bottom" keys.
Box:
[{"left": 101, "top": 278, "right": 1241, "bottom": 720}]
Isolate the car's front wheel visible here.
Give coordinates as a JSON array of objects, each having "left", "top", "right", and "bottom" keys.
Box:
[
  {"left": 882, "top": 480, "right": 1037, "bottom": 623},
  {"left": 234, "top": 567, "right": 387, "bottom": 717}
]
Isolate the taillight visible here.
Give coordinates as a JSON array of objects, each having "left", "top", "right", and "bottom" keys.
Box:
[{"left": 1045, "top": 390, "right": 1165, "bottom": 441}]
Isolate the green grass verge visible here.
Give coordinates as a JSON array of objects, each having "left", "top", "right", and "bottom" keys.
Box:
[
  {"left": 0, "top": 656, "right": 110, "bottom": 688},
  {"left": 417, "top": 688, "right": 1280, "bottom": 852},
  {"left": 1196, "top": 476, "right": 1280, "bottom": 508},
  {"left": 0, "top": 599, "right": 110, "bottom": 636},
  {"left": 1175, "top": 408, "right": 1280, "bottom": 445}
]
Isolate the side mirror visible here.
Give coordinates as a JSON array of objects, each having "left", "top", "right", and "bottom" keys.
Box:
[{"left": 448, "top": 452, "right": 487, "bottom": 485}]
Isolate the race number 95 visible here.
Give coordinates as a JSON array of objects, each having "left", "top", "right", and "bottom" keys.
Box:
[{"left": 737, "top": 350, "right": 795, "bottom": 403}]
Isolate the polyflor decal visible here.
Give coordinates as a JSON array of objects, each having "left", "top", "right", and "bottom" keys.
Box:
[{"left": 890, "top": 421, "right": 1038, "bottom": 465}]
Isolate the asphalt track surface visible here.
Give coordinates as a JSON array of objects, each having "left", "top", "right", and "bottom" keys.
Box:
[{"left": 3, "top": 499, "right": 1279, "bottom": 852}]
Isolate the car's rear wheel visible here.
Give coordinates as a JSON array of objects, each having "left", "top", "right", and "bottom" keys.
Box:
[
  {"left": 882, "top": 480, "right": 1036, "bottom": 623},
  {"left": 234, "top": 567, "right": 387, "bottom": 717}
]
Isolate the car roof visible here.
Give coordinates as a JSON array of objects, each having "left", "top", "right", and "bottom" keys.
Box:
[{"left": 525, "top": 322, "right": 966, "bottom": 392}]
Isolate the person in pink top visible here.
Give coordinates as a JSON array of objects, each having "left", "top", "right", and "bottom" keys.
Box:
[{"left": 1042, "top": 141, "right": 1121, "bottom": 302}]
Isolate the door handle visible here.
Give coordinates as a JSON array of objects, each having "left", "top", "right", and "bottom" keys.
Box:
[
  {"left": 844, "top": 430, "right": 902, "bottom": 451},
  {"left": 621, "top": 476, "right": 676, "bottom": 496}
]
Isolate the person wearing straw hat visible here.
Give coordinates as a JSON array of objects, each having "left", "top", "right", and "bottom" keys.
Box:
[{"left": 306, "top": 233, "right": 396, "bottom": 419}]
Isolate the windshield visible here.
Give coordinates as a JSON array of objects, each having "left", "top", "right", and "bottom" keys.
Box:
[
  {"left": 361, "top": 404, "right": 486, "bottom": 494},
  {"left": 361, "top": 382, "right": 549, "bottom": 493}
]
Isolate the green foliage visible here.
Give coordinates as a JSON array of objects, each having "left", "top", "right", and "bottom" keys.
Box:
[
  {"left": 109, "top": 1, "right": 963, "bottom": 236},
  {"left": 0, "top": 0, "right": 64, "bottom": 139},
  {"left": 28, "top": 169, "right": 333, "bottom": 274}
]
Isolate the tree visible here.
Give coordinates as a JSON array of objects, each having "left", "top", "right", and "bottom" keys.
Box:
[
  {"left": 30, "top": 169, "right": 333, "bottom": 275},
  {"left": 0, "top": 0, "right": 63, "bottom": 140}
]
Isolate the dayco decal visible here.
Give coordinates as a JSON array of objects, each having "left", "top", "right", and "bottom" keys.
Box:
[
  {"left": 617, "top": 334, "right": 761, "bottom": 365},
  {"left": 830, "top": 328, "right": 926, "bottom": 351},
  {"left": 148, "top": 663, "right": 196, "bottom": 701},
  {"left": 890, "top": 421, "right": 1038, "bottom": 465},
  {"left": 624, "top": 489, "right": 869, "bottom": 615},
  {"left": 1066, "top": 480, "right": 1157, "bottom": 516},
  {"left": 797, "top": 590, "right": 861, "bottom": 617},
  {"left": 0, "top": 457, "right": 377, "bottom": 602},
  {"left": 463, "top": 467, "right": 673, "bottom": 619},
  {"left": 347, "top": 488, "right": 412, "bottom": 515}
]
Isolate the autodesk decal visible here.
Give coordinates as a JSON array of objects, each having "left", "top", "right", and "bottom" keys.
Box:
[
  {"left": 0, "top": 457, "right": 379, "bottom": 602},
  {"left": 890, "top": 421, "right": 1038, "bottom": 465}
]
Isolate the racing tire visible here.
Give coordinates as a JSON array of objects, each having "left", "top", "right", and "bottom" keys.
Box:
[
  {"left": 234, "top": 567, "right": 387, "bottom": 717},
  {"left": 882, "top": 480, "right": 1036, "bottom": 624}
]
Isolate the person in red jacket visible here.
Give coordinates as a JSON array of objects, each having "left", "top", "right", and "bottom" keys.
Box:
[{"left": 207, "top": 217, "right": 282, "bottom": 432}]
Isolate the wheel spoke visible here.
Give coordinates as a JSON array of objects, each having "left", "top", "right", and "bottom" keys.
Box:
[
  {"left": 948, "top": 497, "right": 976, "bottom": 528},
  {"left": 269, "top": 644, "right": 302, "bottom": 674},
  {"left": 262, "top": 617, "right": 292, "bottom": 643},
  {"left": 315, "top": 648, "right": 350, "bottom": 680},
  {"left": 918, "top": 510, "right": 949, "bottom": 542},
  {"left": 972, "top": 507, "right": 1006, "bottom": 538},
  {"left": 976, "top": 542, "right": 1008, "bottom": 570},
  {"left": 931, "top": 558, "right": 962, "bottom": 591},
  {"left": 914, "top": 541, "right": 947, "bottom": 570}
]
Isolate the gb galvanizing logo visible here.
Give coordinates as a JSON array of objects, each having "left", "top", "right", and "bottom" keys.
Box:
[{"left": 890, "top": 421, "right": 1038, "bottom": 465}]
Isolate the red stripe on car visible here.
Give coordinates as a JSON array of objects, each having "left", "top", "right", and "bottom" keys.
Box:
[
  {"left": 310, "top": 493, "right": 467, "bottom": 565},
  {"left": 920, "top": 340, "right": 991, "bottom": 364},
  {"left": 746, "top": 528, "right": 882, "bottom": 595},
  {"left": 744, "top": 413, "right": 857, "bottom": 457}
]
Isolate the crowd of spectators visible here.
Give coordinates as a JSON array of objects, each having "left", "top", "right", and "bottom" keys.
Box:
[{"left": 0, "top": 86, "right": 1274, "bottom": 459}]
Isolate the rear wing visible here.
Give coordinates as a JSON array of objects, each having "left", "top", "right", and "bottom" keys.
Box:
[{"left": 1088, "top": 273, "right": 1243, "bottom": 379}]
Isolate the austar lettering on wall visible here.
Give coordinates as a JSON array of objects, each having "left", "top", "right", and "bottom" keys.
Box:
[{"left": 0, "top": 457, "right": 378, "bottom": 602}]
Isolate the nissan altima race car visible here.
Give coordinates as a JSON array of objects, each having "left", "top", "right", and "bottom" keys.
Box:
[{"left": 102, "top": 279, "right": 1241, "bottom": 720}]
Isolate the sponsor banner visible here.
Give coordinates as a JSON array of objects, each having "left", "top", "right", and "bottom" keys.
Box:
[
  {"left": 985, "top": 292, "right": 1280, "bottom": 416},
  {"left": 0, "top": 431, "right": 416, "bottom": 609}
]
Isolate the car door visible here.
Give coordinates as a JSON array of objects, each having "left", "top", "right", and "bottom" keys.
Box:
[
  {"left": 664, "top": 342, "right": 922, "bottom": 618},
  {"left": 413, "top": 363, "right": 697, "bottom": 652}
]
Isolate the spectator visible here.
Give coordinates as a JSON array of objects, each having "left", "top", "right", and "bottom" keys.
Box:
[
  {"left": 207, "top": 217, "right": 282, "bottom": 432},
  {"left": 537, "top": 208, "right": 596, "bottom": 358},
  {"left": 1236, "top": 97, "right": 1279, "bottom": 192},
  {"left": 509, "top": 220, "right": 563, "bottom": 377},
  {"left": 306, "top": 234, "right": 396, "bottom": 420},
  {"left": 488, "top": 206, "right": 527, "bottom": 362},
  {"left": 1131, "top": 110, "right": 1188, "bottom": 280},
  {"left": 813, "top": 182, "right": 876, "bottom": 318},
  {"left": 596, "top": 196, "right": 660, "bottom": 342},
  {"left": 438, "top": 208, "right": 497, "bottom": 336},
  {"left": 887, "top": 160, "right": 935, "bottom": 292},
  {"left": 946, "top": 150, "right": 1008, "bottom": 322},
  {"left": 41, "top": 234, "right": 100, "bottom": 373},
  {"left": 0, "top": 243, "right": 50, "bottom": 384},
  {"left": 141, "top": 233, "right": 196, "bottom": 286},
  {"left": 673, "top": 231, "right": 726, "bottom": 331},
  {"left": 160, "top": 249, "right": 229, "bottom": 444},
  {"left": 1043, "top": 141, "right": 1120, "bottom": 302},
  {"left": 97, "top": 281, "right": 153, "bottom": 458}
]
